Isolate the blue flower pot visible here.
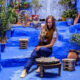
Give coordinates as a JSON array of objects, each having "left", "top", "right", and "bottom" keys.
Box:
[
  {"left": 1, "top": 43, "right": 5, "bottom": 52},
  {"left": 66, "top": 18, "right": 73, "bottom": 26}
]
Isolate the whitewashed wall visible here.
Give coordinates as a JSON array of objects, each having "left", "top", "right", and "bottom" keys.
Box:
[{"left": 32, "top": 0, "right": 65, "bottom": 20}]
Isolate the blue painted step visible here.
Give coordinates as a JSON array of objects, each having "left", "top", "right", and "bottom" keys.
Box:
[
  {"left": 7, "top": 25, "right": 72, "bottom": 47},
  {"left": 2, "top": 21, "right": 80, "bottom": 67},
  {"left": 7, "top": 27, "right": 40, "bottom": 46}
]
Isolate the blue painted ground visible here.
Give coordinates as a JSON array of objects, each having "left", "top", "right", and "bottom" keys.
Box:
[
  {"left": 0, "top": 65, "right": 80, "bottom": 80},
  {"left": 0, "top": 21, "right": 80, "bottom": 80}
]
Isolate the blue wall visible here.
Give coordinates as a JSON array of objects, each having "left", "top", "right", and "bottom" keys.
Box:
[{"left": 0, "top": 44, "right": 1, "bottom": 71}]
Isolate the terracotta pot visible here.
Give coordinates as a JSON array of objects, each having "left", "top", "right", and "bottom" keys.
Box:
[{"left": 67, "top": 49, "right": 78, "bottom": 59}]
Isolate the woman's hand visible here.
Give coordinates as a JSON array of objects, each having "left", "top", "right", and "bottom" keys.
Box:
[{"left": 35, "top": 46, "right": 41, "bottom": 52}]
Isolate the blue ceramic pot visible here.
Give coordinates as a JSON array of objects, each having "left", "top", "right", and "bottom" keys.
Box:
[{"left": 66, "top": 18, "right": 73, "bottom": 26}]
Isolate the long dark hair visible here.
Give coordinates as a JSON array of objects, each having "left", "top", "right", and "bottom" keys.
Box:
[{"left": 44, "top": 15, "right": 56, "bottom": 32}]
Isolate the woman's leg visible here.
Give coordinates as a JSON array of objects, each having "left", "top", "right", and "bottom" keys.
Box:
[
  {"left": 20, "top": 47, "right": 52, "bottom": 77},
  {"left": 36, "top": 47, "right": 52, "bottom": 72},
  {"left": 24, "top": 47, "right": 52, "bottom": 71},
  {"left": 73, "top": 13, "right": 80, "bottom": 25},
  {"left": 24, "top": 49, "right": 39, "bottom": 72},
  {"left": 20, "top": 49, "right": 39, "bottom": 78},
  {"left": 38, "top": 47, "right": 52, "bottom": 57},
  {"left": 73, "top": 13, "right": 79, "bottom": 25}
]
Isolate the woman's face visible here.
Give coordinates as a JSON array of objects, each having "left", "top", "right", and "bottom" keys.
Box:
[{"left": 47, "top": 18, "right": 53, "bottom": 29}]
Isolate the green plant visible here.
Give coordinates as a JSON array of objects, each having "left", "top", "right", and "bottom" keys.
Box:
[
  {"left": 0, "top": 0, "right": 10, "bottom": 41},
  {"left": 59, "top": 0, "right": 77, "bottom": 19},
  {"left": 7, "top": 7, "right": 17, "bottom": 24},
  {"left": 58, "top": 0, "right": 72, "bottom": 10},
  {"left": 14, "top": 0, "right": 18, "bottom": 9},
  {"left": 21, "top": 0, "right": 27, "bottom": 9},
  {"left": 62, "top": 8, "right": 77, "bottom": 18},
  {"left": 32, "top": 0, "right": 42, "bottom": 15},
  {"left": 8, "top": 0, "right": 14, "bottom": 8},
  {"left": 71, "top": 34, "right": 80, "bottom": 45}
]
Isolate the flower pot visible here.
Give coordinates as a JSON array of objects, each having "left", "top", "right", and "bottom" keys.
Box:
[
  {"left": 32, "top": 15, "right": 39, "bottom": 20},
  {"left": 62, "top": 16, "right": 66, "bottom": 21},
  {"left": 1, "top": 43, "right": 6, "bottom": 52},
  {"left": 25, "top": 4, "right": 28, "bottom": 8},
  {"left": 66, "top": 18, "right": 73, "bottom": 26}
]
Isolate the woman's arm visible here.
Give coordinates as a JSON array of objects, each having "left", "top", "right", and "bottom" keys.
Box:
[
  {"left": 43, "top": 31, "right": 58, "bottom": 48},
  {"left": 35, "top": 37, "right": 57, "bottom": 51},
  {"left": 35, "top": 31, "right": 57, "bottom": 51},
  {"left": 42, "top": 37, "right": 57, "bottom": 48}
]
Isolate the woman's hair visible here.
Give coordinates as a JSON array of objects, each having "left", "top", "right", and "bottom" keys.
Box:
[{"left": 44, "top": 15, "right": 56, "bottom": 31}]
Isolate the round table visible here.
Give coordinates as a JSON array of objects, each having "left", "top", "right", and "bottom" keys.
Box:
[{"left": 36, "top": 57, "right": 61, "bottom": 78}]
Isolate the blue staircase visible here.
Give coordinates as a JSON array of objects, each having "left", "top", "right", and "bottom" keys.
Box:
[
  {"left": 1, "top": 21, "right": 80, "bottom": 67},
  {"left": 1, "top": 21, "right": 80, "bottom": 80}
]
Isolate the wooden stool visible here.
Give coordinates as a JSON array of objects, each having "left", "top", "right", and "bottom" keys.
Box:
[
  {"left": 36, "top": 57, "right": 61, "bottom": 78},
  {"left": 62, "top": 58, "right": 76, "bottom": 71},
  {"left": 19, "top": 38, "right": 28, "bottom": 49},
  {"left": 76, "top": 50, "right": 80, "bottom": 65}
]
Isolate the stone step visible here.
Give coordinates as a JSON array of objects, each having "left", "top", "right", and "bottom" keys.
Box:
[
  {"left": 6, "top": 36, "right": 39, "bottom": 47},
  {"left": 1, "top": 46, "right": 35, "bottom": 67}
]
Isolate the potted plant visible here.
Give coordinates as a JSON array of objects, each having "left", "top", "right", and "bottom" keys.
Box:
[
  {"left": 7, "top": 7, "right": 18, "bottom": 24},
  {"left": 31, "top": 0, "right": 42, "bottom": 19},
  {"left": 24, "top": 2, "right": 28, "bottom": 8},
  {"left": 6, "top": 7, "right": 18, "bottom": 39},
  {"left": 62, "top": 8, "right": 77, "bottom": 25},
  {"left": 59, "top": 0, "right": 71, "bottom": 21},
  {"left": 59, "top": 0, "right": 77, "bottom": 25},
  {"left": 20, "top": 0, "right": 28, "bottom": 10},
  {"left": 61, "top": 14, "right": 66, "bottom": 21},
  {"left": 0, "top": 0, "right": 10, "bottom": 52}
]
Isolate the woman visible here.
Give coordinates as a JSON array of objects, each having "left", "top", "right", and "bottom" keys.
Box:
[
  {"left": 73, "top": 0, "right": 80, "bottom": 24},
  {"left": 20, "top": 15, "right": 57, "bottom": 78}
]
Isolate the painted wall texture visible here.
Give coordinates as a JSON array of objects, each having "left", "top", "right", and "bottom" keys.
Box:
[{"left": 32, "top": 0, "right": 65, "bottom": 20}]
